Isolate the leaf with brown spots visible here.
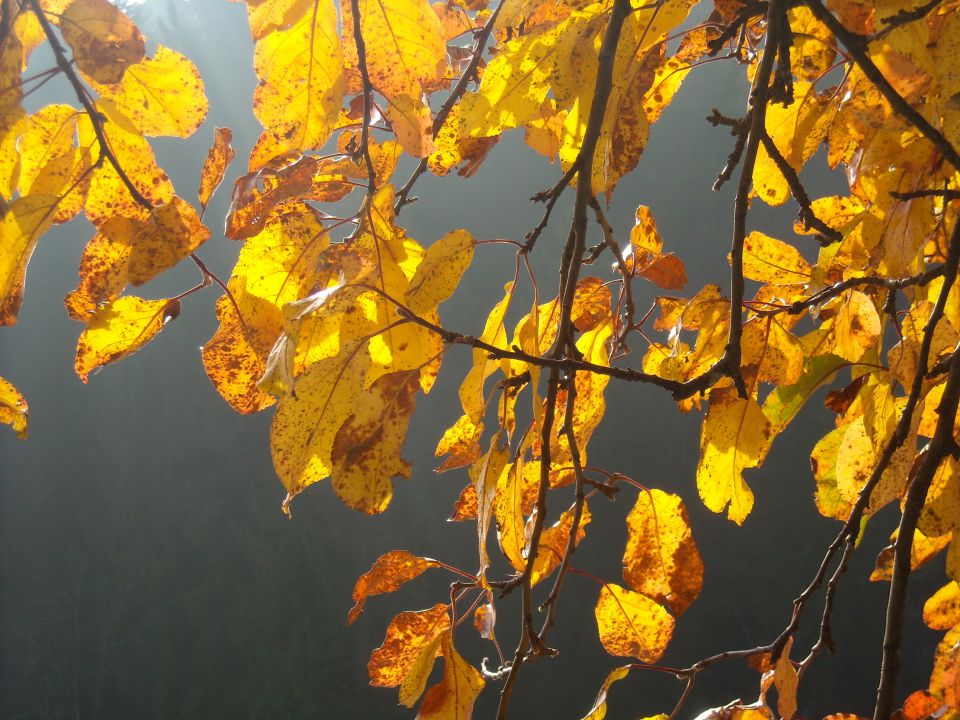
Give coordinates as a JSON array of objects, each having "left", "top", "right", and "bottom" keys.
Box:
[{"left": 348, "top": 550, "right": 441, "bottom": 624}]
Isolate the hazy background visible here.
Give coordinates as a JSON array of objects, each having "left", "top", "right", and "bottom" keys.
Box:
[{"left": 0, "top": 1, "right": 945, "bottom": 718}]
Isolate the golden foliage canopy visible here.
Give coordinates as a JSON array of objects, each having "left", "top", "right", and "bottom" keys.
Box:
[{"left": 4, "top": 0, "right": 960, "bottom": 718}]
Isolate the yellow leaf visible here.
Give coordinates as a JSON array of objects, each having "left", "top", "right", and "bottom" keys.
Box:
[
  {"left": 697, "top": 387, "right": 774, "bottom": 525},
  {"left": 61, "top": 0, "right": 145, "bottom": 84},
  {"left": 198, "top": 127, "right": 237, "bottom": 212},
  {"left": 330, "top": 371, "right": 419, "bottom": 514},
  {"left": 571, "top": 276, "right": 613, "bottom": 332},
  {"left": 594, "top": 583, "right": 674, "bottom": 662},
  {"left": 435, "top": 414, "right": 485, "bottom": 472},
  {"left": 252, "top": 0, "right": 344, "bottom": 164},
  {"left": 342, "top": 0, "right": 447, "bottom": 100},
  {"left": 458, "top": 22, "right": 565, "bottom": 138},
  {"left": 383, "top": 94, "right": 435, "bottom": 158},
  {"left": 271, "top": 347, "right": 370, "bottom": 511},
  {"left": 244, "top": 0, "right": 314, "bottom": 39},
  {"left": 476, "top": 438, "right": 511, "bottom": 580},
  {"left": 753, "top": 81, "right": 829, "bottom": 206},
  {"left": 495, "top": 455, "right": 526, "bottom": 572},
  {"left": 787, "top": 6, "right": 836, "bottom": 81},
  {"left": 871, "top": 527, "right": 951, "bottom": 582},
  {"left": 348, "top": 550, "right": 441, "bottom": 624},
  {"left": 406, "top": 229, "right": 475, "bottom": 315},
  {"left": 739, "top": 231, "right": 811, "bottom": 285},
  {"left": 202, "top": 294, "right": 277, "bottom": 414},
  {"left": 919, "top": 456, "right": 960, "bottom": 538},
  {"left": 66, "top": 196, "right": 210, "bottom": 320},
  {"left": 0, "top": 375, "right": 28, "bottom": 438},
  {"left": 75, "top": 295, "right": 179, "bottom": 382},
  {"left": 80, "top": 100, "right": 175, "bottom": 224},
  {"left": 530, "top": 501, "right": 591, "bottom": 586},
  {"left": 460, "top": 282, "right": 514, "bottom": 420},
  {"left": 830, "top": 290, "right": 881, "bottom": 363},
  {"left": 30, "top": 146, "right": 94, "bottom": 224},
  {"left": 0, "top": 194, "right": 57, "bottom": 326},
  {"left": 924, "top": 582, "right": 960, "bottom": 631},
  {"left": 810, "top": 425, "right": 854, "bottom": 521},
  {"left": 623, "top": 489, "right": 703, "bottom": 616},
  {"left": 773, "top": 637, "right": 799, "bottom": 720},
  {"left": 630, "top": 205, "right": 663, "bottom": 255},
  {"left": 369, "top": 603, "right": 450, "bottom": 688},
  {"left": 792, "top": 195, "right": 865, "bottom": 237},
  {"left": 89, "top": 45, "right": 207, "bottom": 137},
  {"left": 580, "top": 665, "right": 631, "bottom": 720},
  {"left": 225, "top": 156, "right": 318, "bottom": 240},
  {"left": 416, "top": 631, "right": 485, "bottom": 720},
  {"left": 742, "top": 317, "right": 805, "bottom": 386},
  {"left": 401, "top": 633, "right": 444, "bottom": 708},
  {"left": 931, "top": 624, "right": 960, "bottom": 710},
  {"left": 15, "top": 105, "right": 78, "bottom": 196}
]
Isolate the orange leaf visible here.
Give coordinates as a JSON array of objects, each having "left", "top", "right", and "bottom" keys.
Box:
[
  {"left": 368, "top": 603, "right": 450, "bottom": 688},
  {"left": 198, "top": 127, "right": 236, "bottom": 212},
  {"left": 348, "top": 550, "right": 441, "bottom": 624},
  {"left": 623, "top": 489, "right": 703, "bottom": 616},
  {"left": 416, "top": 631, "right": 485, "bottom": 720}
]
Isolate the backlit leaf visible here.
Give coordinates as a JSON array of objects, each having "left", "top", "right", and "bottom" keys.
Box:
[
  {"left": 595, "top": 583, "right": 674, "bottom": 662},
  {"left": 406, "top": 229, "right": 475, "bottom": 316},
  {"left": 931, "top": 624, "right": 960, "bottom": 710},
  {"left": 89, "top": 45, "right": 207, "bottom": 137},
  {"left": 330, "top": 371, "right": 419, "bottom": 514},
  {"left": 252, "top": 0, "right": 344, "bottom": 163},
  {"left": 697, "top": 388, "right": 774, "bottom": 525},
  {"left": 416, "top": 631, "right": 485, "bottom": 720},
  {"left": 0, "top": 194, "right": 57, "bottom": 326},
  {"left": 60, "top": 0, "right": 145, "bottom": 84},
  {"left": 623, "top": 489, "right": 703, "bottom": 616},
  {"left": 581, "top": 665, "right": 631, "bottom": 720},
  {"left": 198, "top": 127, "right": 236, "bottom": 212},
  {"left": 348, "top": 550, "right": 441, "bottom": 624},
  {"left": 0, "top": 375, "right": 28, "bottom": 439},
  {"left": 739, "top": 231, "right": 811, "bottom": 285},
  {"left": 66, "top": 196, "right": 210, "bottom": 320},
  {"left": 369, "top": 603, "right": 450, "bottom": 688},
  {"left": 75, "top": 295, "right": 179, "bottom": 382},
  {"left": 341, "top": 0, "right": 447, "bottom": 99},
  {"left": 924, "top": 582, "right": 960, "bottom": 631}
]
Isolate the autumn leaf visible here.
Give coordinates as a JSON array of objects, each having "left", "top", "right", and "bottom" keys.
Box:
[
  {"left": 594, "top": 583, "right": 674, "bottom": 662},
  {"left": 0, "top": 375, "right": 28, "bottom": 438},
  {"left": 0, "top": 193, "right": 58, "bottom": 325},
  {"left": 931, "top": 624, "right": 960, "bottom": 710},
  {"left": 75, "top": 295, "right": 180, "bottom": 382},
  {"left": 406, "top": 229, "right": 475, "bottom": 315},
  {"left": 251, "top": 0, "right": 344, "bottom": 164},
  {"left": 330, "top": 370, "right": 419, "bottom": 514},
  {"left": 368, "top": 603, "right": 450, "bottom": 688},
  {"left": 348, "top": 550, "right": 441, "bottom": 624},
  {"left": 60, "top": 0, "right": 145, "bottom": 84},
  {"left": 924, "top": 582, "right": 960, "bottom": 631},
  {"left": 623, "top": 489, "right": 703, "bottom": 616},
  {"left": 415, "top": 631, "right": 485, "bottom": 720},
  {"left": 87, "top": 45, "right": 208, "bottom": 138},
  {"left": 697, "top": 387, "right": 774, "bottom": 525},
  {"left": 198, "top": 127, "right": 236, "bottom": 212},
  {"left": 580, "top": 665, "right": 631, "bottom": 720}
]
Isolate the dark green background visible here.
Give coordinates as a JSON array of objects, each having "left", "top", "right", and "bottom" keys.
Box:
[{"left": 0, "top": 1, "right": 944, "bottom": 717}]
